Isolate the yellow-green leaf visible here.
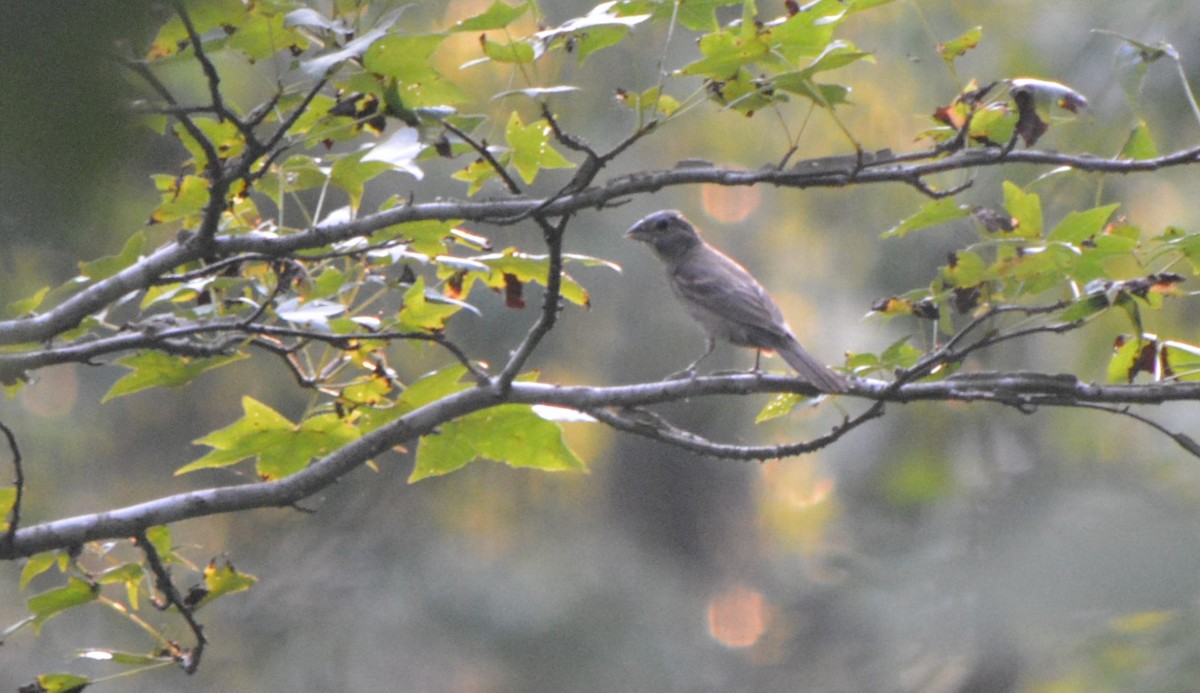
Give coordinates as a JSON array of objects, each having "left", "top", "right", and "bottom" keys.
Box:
[
  {"left": 1047, "top": 203, "right": 1121, "bottom": 243},
  {"left": 397, "top": 276, "right": 463, "bottom": 332},
  {"left": 938, "top": 26, "right": 982, "bottom": 63},
  {"left": 28, "top": 578, "right": 99, "bottom": 631},
  {"left": 0, "top": 486, "right": 14, "bottom": 532},
  {"left": 32, "top": 673, "right": 91, "bottom": 693},
  {"left": 181, "top": 397, "right": 360, "bottom": 479},
  {"left": 1002, "top": 181, "right": 1043, "bottom": 238},
  {"left": 1107, "top": 336, "right": 1144, "bottom": 383},
  {"left": 78, "top": 231, "right": 146, "bottom": 281},
  {"left": 481, "top": 36, "right": 535, "bottom": 63},
  {"left": 193, "top": 559, "right": 257, "bottom": 609},
  {"left": 882, "top": 199, "right": 969, "bottom": 238},
  {"left": 103, "top": 351, "right": 248, "bottom": 402},
  {"left": 7, "top": 286, "right": 49, "bottom": 317},
  {"left": 1121, "top": 121, "right": 1159, "bottom": 160},
  {"left": 363, "top": 34, "right": 445, "bottom": 81},
  {"left": 505, "top": 112, "right": 574, "bottom": 184},
  {"left": 150, "top": 174, "right": 211, "bottom": 224},
  {"left": 20, "top": 551, "right": 60, "bottom": 590},
  {"left": 756, "top": 392, "right": 806, "bottom": 423},
  {"left": 411, "top": 404, "right": 585, "bottom": 481},
  {"left": 450, "top": 1, "right": 529, "bottom": 32}
]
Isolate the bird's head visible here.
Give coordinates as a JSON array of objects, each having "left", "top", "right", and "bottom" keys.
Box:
[{"left": 625, "top": 210, "right": 702, "bottom": 262}]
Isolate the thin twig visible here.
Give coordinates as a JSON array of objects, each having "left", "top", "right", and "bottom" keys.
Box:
[
  {"left": 0, "top": 421, "right": 23, "bottom": 549},
  {"left": 122, "top": 58, "right": 222, "bottom": 181},
  {"left": 494, "top": 215, "right": 568, "bottom": 391},
  {"left": 441, "top": 119, "right": 523, "bottom": 194},
  {"left": 134, "top": 531, "right": 206, "bottom": 674},
  {"left": 589, "top": 399, "right": 886, "bottom": 460},
  {"left": 1062, "top": 401, "right": 1200, "bottom": 460}
]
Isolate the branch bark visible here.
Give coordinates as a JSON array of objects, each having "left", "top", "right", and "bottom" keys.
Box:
[{"left": 4, "top": 371, "right": 1198, "bottom": 559}]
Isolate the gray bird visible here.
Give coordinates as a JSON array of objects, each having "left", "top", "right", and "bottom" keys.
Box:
[{"left": 626, "top": 210, "right": 849, "bottom": 393}]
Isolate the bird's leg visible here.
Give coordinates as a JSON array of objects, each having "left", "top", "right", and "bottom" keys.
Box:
[
  {"left": 667, "top": 338, "right": 716, "bottom": 380},
  {"left": 753, "top": 349, "right": 763, "bottom": 373}
]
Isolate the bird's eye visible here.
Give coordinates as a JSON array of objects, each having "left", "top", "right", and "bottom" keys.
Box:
[{"left": 654, "top": 220, "right": 668, "bottom": 230}]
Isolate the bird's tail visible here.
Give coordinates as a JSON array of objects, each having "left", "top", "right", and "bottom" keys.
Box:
[{"left": 775, "top": 338, "right": 850, "bottom": 393}]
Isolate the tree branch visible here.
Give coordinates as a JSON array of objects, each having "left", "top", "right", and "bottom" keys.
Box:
[
  {"left": 6, "top": 372, "right": 1200, "bottom": 559},
  {"left": 6, "top": 144, "right": 1197, "bottom": 352}
]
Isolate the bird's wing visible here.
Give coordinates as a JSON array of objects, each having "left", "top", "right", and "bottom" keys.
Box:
[{"left": 669, "top": 244, "right": 790, "bottom": 339}]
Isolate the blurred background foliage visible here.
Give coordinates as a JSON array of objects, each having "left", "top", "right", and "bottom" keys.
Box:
[{"left": 5, "top": 0, "right": 1200, "bottom": 690}]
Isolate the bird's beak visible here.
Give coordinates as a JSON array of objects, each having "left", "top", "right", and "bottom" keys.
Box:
[{"left": 624, "top": 224, "right": 644, "bottom": 241}]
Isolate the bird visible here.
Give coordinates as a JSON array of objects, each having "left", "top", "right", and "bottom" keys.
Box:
[{"left": 625, "top": 209, "right": 849, "bottom": 393}]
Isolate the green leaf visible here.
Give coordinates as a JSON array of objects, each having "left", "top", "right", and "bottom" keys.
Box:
[
  {"left": 1047, "top": 203, "right": 1121, "bottom": 243},
  {"left": 20, "top": 551, "right": 61, "bottom": 590},
  {"left": 1120, "top": 121, "right": 1159, "bottom": 160},
  {"left": 495, "top": 86, "right": 582, "bottom": 101},
  {"left": 505, "top": 111, "right": 575, "bottom": 184},
  {"left": 150, "top": 174, "right": 211, "bottom": 224},
  {"left": 679, "top": 29, "right": 771, "bottom": 78},
  {"left": 32, "top": 673, "right": 91, "bottom": 693},
  {"left": 376, "top": 218, "right": 466, "bottom": 256},
  {"left": 272, "top": 154, "right": 328, "bottom": 198},
  {"left": 76, "top": 649, "right": 175, "bottom": 666},
  {"left": 800, "top": 40, "right": 873, "bottom": 76},
  {"left": 28, "top": 577, "right": 99, "bottom": 631},
  {"left": 145, "top": 525, "right": 173, "bottom": 560},
  {"left": 767, "top": 3, "right": 843, "bottom": 62},
  {"left": 331, "top": 151, "right": 393, "bottom": 211},
  {"left": 360, "top": 127, "right": 425, "bottom": 180},
  {"left": 78, "top": 231, "right": 146, "bottom": 281},
  {"left": 1111, "top": 38, "right": 1158, "bottom": 116},
  {"left": 300, "top": 8, "right": 405, "bottom": 76},
  {"left": 615, "top": 0, "right": 740, "bottom": 31},
  {"left": 194, "top": 559, "right": 257, "bottom": 609},
  {"left": 228, "top": 10, "right": 308, "bottom": 61},
  {"left": 397, "top": 364, "right": 471, "bottom": 410},
  {"left": 1107, "top": 336, "right": 1144, "bottom": 383},
  {"left": 103, "top": 351, "right": 248, "bottom": 402},
  {"left": 882, "top": 198, "right": 970, "bottom": 238},
  {"left": 397, "top": 276, "right": 464, "bottom": 332},
  {"left": 401, "top": 74, "right": 471, "bottom": 108},
  {"left": 480, "top": 36, "right": 536, "bottom": 63},
  {"left": 535, "top": 4, "right": 650, "bottom": 62},
  {"left": 1059, "top": 294, "right": 1111, "bottom": 323},
  {"left": 755, "top": 392, "right": 806, "bottom": 423},
  {"left": 475, "top": 249, "right": 612, "bottom": 307},
  {"left": 847, "top": 0, "right": 897, "bottom": 12},
  {"left": 617, "top": 86, "right": 680, "bottom": 117},
  {"left": 363, "top": 33, "right": 446, "bottom": 81},
  {"left": 772, "top": 77, "right": 850, "bottom": 107},
  {"left": 7, "top": 285, "right": 49, "bottom": 316},
  {"left": 1002, "top": 181, "right": 1043, "bottom": 238},
  {"left": 880, "top": 337, "right": 923, "bottom": 369},
  {"left": 147, "top": 0, "right": 247, "bottom": 59},
  {"left": 0, "top": 485, "right": 14, "bottom": 531},
  {"left": 96, "top": 563, "right": 145, "bottom": 586},
  {"left": 411, "top": 404, "right": 585, "bottom": 482},
  {"left": 966, "top": 104, "right": 1016, "bottom": 145},
  {"left": 938, "top": 26, "right": 982, "bottom": 63},
  {"left": 450, "top": 1, "right": 529, "bottom": 31},
  {"left": 181, "top": 397, "right": 360, "bottom": 480},
  {"left": 941, "top": 250, "right": 988, "bottom": 286},
  {"left": 452, "top": 157, "right": 500, "bottom": 196},
  {"left": 707, "top": 69, "right": 779, "bottom": 113}
]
